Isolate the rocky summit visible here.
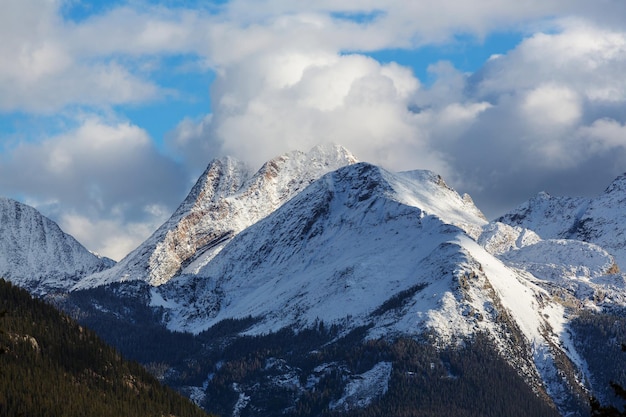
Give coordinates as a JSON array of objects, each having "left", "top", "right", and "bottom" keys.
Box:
[{"left": 3, "top": 145, "right": 626, "bottom": 417}]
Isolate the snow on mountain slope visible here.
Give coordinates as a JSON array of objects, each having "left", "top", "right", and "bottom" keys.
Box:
[
  {"left": 572, "top": 174, "right": 626, "bottom": 269},
  {"left": 474, "top": 216, "right": 626, "bottom": 411},
  {"left": 479, "top": 220, "right": 626, "bottom": 309},
  {"left": 152, "top": 162, "right": 489, "bottom": 334},
  {"left": 75, "top": 156, "right": 251, "bottom": 290},
  {"left": 501, "top": 239, "right": 626, "bottom": 304},
  {"left": 498, "top": 192, "right": 589, "bottom": 239},
  {"left": 498, "top": 172, "right": 626, "bottom": 270},
  {"left": 52, "top": 148, "right": 626, "bottom": 415},
  {"left": 330, "top": 361, "right": 392, "bottom": 412},
  {"left": 149, "top": 161, "right": 592, "bottom": 412},
  {"left": 75, "top": 144, "right": 357, "bottom": 289},
  {"left": 478, "top": 222, "right": 542, "bottom": 255},
  {"left": 438, "top": 234, "right": 600, "bottom": 413},
  {"left": 0, "top": 197, "right": 114, "bottom": 294}
]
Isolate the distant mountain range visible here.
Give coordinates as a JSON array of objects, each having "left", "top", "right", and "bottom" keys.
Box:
[
  {"left": 2, "top": 144, "right": 626, "bottom": 417},
  {"left": 0, "top": 197, "right": 114, "bottom": 295}
]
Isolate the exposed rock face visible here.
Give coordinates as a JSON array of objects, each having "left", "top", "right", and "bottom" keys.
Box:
[{"left": 76, "top": 144, "right": 358, "bottom": 289}]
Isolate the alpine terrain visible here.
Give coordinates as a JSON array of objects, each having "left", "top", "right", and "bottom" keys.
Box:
[
  {"left": 76, "top": 144, "right": 358, "bottom": 289},
  {"left": 0, "top": 197, "right": 114, "bottom": 295},
  {"left": 2, "top": 144, "right": 626, "bottom": 417}
]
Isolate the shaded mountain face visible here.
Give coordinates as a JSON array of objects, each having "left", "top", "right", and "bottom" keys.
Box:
[
  {"left": 76, "top": 144, "right": 358, "bottom": 290},
  {"left": 0, "top": 197, "right": 114, "bottom": 295}
]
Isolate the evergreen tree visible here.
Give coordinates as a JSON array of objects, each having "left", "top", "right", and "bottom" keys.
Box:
[
  {"left": 590, "top": 344, "right": 626, "bottom": 417},
  {"left": 0, "top": 278, "right": 212, "bottom": 417},
  {"left": 0, "top": 309, "right": 6, "bottom": 355}
]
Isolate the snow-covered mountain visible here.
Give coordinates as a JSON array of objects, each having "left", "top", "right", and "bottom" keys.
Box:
[
  {"left": 9, "top": 144, "right": 625, "bottom": 416},
  {"left": 0, "top": 197, "right": 114, "bottom": 294},
  {"left": 479, "top": 222, "right": 625, "bottom": 307},
  {"left": 152, "top": 163, "right": 488, "bottom": 334},
  {"left": 75, "top": 144, "right": 357, "bottom": 290},
  {"left": 139, "top": 160, "right": 626, "bottom": 415},
  {"left": 497, "top": 173, "right": 626, "bottom": 270}
]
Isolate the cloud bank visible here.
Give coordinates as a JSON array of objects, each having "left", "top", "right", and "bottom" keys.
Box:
[{"left": 1, "top": 0, "right": 626, "bottom": 259}]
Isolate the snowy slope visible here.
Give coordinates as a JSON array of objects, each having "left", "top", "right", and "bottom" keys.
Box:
[
  {"left": 46, "top": 145, "right": 626, "bottom": 415},
  {"left": 145, "top": 160, "right": 620, "bottom": 414},
  {"left": 498, "top": 173, "right": 626, "bottom": 270},
  {"left": 152, "top": 162, "right": 489, "bottom": 334},
  {"left": 572, "top": 174, "right": 626, "bottom": 269},
  {"left": 480, "top": 221, "right": 626, "bottom": 307},
  {"left": 75, "top": 144, "right": 357, "bottom": 289},
  {"left": 0, "top": 197, "right": 114, "bottom": 294}
]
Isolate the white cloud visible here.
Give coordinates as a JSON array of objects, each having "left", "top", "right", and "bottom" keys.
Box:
[
  {"left": 423, "top": 21, "right": 626, "bottom": 216},
  {"left": 473, "top": 20, "right": 626, "bottom": 103},
  {"left": 3, "top": 0, "right": 626, "bottom": 258},
  {"left": 0, "top": 116, "right": 187, "bottom": 258},
  {"left": 216, "top": 0, "right": 626, "bottom": 50},
  {"left": 165, "top": 10, "right": 626, "bottom": 220},
  {"left": 521, "top": 84, "right": 581, "bottom": 127},
  {"left": 167, "top": 50, "right": 453, "bottom": 175},
  {"left": 578, "top": 119, "right": 626, "bottom": 152},
  {"left": 0, "top": 1, "right": 188, "bottom": 113},
  {"left": 59, "top": 207, "right": 169, "bottom": 261},
  {"left": 467, "top": 22, "right": 626, "bottom": 168}
]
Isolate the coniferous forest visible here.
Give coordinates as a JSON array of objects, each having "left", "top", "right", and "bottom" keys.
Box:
[{"left": 0, "top": 278, "right": 212, "bottom": 417}]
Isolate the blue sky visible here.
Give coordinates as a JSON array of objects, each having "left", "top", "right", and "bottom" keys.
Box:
[{"left": 2, "top": 0, "right": 626, "bottom": 260}]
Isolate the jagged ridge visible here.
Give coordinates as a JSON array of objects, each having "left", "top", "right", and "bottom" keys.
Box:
[
  {"left": 152, "top": 162, "right": 489, "bottom": 334},
  {"left": 498, "top": 172, "right": 626, "bottom": 269},
  {"left": 75, "top": 144, "right": 358, "bottom": 289}
]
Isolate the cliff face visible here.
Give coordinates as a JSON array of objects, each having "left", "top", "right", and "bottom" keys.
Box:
[{"left": 75, "top": 144, "right": 358, "bottom": 289}]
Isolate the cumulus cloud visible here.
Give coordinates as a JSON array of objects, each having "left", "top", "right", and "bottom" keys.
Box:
[
  {"left": 578, "top": 119, "right": 626, "bottom": 153},
  {"left": 171, "top": 15, "right": 626, "bottom": 219},
  {"left": 166, "top": 51, "right": 456, "bottom": 176},
  {"left": 0, "top": 117, "right": 187, "bottom": 259},
  {"left": 433, "top": 21, "right": 626, "bottom": 216},
  {"left": 3, "top": 0, "right": 626, "bottom": 259},
  {"left": 0, "top": 0, "right": 195, "bottom": 113},
  {"left": 212, "top": 0, "right": 626, "bottom": 53}
]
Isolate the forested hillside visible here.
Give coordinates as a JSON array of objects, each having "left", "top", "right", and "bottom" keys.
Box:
[{"left": 0, "top": 278, "right": 212, "bottom": 417}]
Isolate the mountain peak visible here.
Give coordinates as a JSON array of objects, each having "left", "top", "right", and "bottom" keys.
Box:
[
  {"left": 603, "top": 172, "right": 626, "bottom": 195},
  {"left": 0, "top": 197, "right": 114, "bottom": 294},
  {"left": 498, "top": 171, "right": 626, "bottom": 270},
  {"left": 153, "top": 162, "right": 488, "bottom": 334},
  {"left": 75, "top": 145, "right": 358, "bottom": 289},
  {"left": 252, "top": 144, "right": 358, "bottom": 191},
  {"left": 176, "top": 156, "right": 252, "bottom": 218}
]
